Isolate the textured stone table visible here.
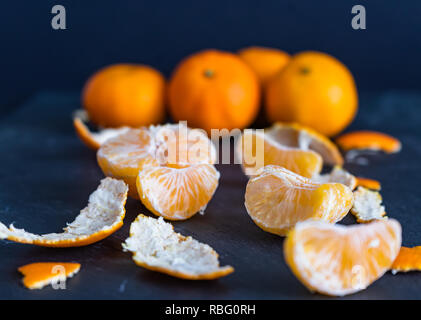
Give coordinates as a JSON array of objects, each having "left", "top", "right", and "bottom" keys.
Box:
[{"left": 0, "top": 91, "right": 421, "bottom": 299}]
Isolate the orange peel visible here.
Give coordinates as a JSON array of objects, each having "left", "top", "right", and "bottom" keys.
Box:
[
  {"left": 336, "top": 130, "right": 401, "bottom": 154},
  {"left": 0, "top": 178, "right": 128, "bottom": 247},
  {"left": 18, "top": 262, "right": 81, "bottom": 290},
  {"left": 284, "top": 219, "right": 402, "bottom": 296},
  {"left": 123, "top": 214, "right": 234, "bottom": 280},
  {"left": 356, "top": 177, "right": 381, "bottom": 190},
  {"left": 244, "top": 165, "right": 353, "bottom": 236},
  {"left": 391, "top": 246, "right": 421, "bottom": 274},
  {"left": 351, "top": 186, "right": 386, "bottom": 223},
  {"left": 314, "top": 166, "right": 357, "bottom": 190},
  {"left": 73, "top": 115, "right": 130, "bottom": 150}
]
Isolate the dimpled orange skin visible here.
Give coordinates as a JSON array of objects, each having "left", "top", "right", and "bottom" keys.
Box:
[
  {"left": 168, "top": 50, "right": 260, "bottom": 134},
  {"left": 238, "top": 46, "right": 290, "bottom": 85},
  {"left": 265, "top": 51, "right": 358, "bottom": 137},
  {"left": 82, "top": 64, "right": 166, "bottom": 127}
]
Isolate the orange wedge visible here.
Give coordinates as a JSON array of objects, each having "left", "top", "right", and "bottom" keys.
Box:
[
  {"left": 392, "top": 246, "right": 421, "bottom": 274},
  {"left": 18, "top": 262, "right": 81, "bottom": 290},
  {"left": 236, "top": 122, "right": 343, "bottom": 177},
  {"left": 356, "top": 177, "right": 381, "bottom": 190},
  {"left": 97, "top": 123, "right": 216, "bottom": 198},
  {"left": 244, "top": 165, "right": 353, "bottom": 236},
  {"left": 73, "top": 116, "right": 130, "bottom": 150},
  {"left": 0, "top": 178, "right": 128, "bottom": 247},
  {"left": 284, "top": 219, "right": 402, "bottom": 296},
  {"left": 136, "top": 164, "right": 219, "bottom": 220},
  {"left": 123, "top": 214, "right": 234, "bottom": 280},
  {"left": 336, "top": 130, "right": 401, "bottom": 153}
]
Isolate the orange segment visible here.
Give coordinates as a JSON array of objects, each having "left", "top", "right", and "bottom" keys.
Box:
[
  {"left": 267, "top": 122, "right": 344, "bottom": 166},
  {"left": 392, "top": 246, "right": 421, "bottom": 274},
  {"left": 336, "top": 130, "right": 401, "bottom": 153},
  {"left": 18, "top": 262, "right": 81, "bottom": 290},
  {"left": 244, "top": 165, "right": 353, "bottom": 236},
  {"left": 123, "top": 214, "right": 234, "bottom": 280},
  {"left": 136, "top": 164, "right": 219, "bottom": 220},
  {"left": 237, "top": 129, "right": 322, "bottom": 178},
  {"left": 356, "top": 177, "right": 381, "bottom": 190},
  {"left": 97, "top": 123, "right": 216, "bottom": 198},
  {"left": 0, "top": 178, "right": 128, "bottom": 247},
  {"left": 284, "top": 219, "right": 402, "bottom": 296},
  {"left": 73, "top": 115, "right": 130, "bottom": 150}
]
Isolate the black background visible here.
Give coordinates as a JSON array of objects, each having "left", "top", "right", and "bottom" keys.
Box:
[{"left": 0, "top": 0, "right": 420, "bottom": 113}]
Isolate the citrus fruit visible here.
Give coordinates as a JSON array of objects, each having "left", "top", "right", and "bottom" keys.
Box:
[
  {"left": 238, "top": 46, "right": 290, "bottom": 84},
  {"left": 18, "top": 262, "right": 81, "bottom": 290},
  {"left": 392, "top": 247, "right": 421, "bottom": 274},
  {"left": 265, "top": 51, "right": 358, "bottom": 137},
  {"left": 244, "top": 165, "right": 353, "bottom": 236},
  {"left": 0, "top": 178, "right": 128, "bottom": 247},
  {"left": 82, "top": 64, "right": 166, "bottom": 127},
  {"left": 236, "top": 122, "right": 343, "bottom": 177},
  {"left": 168, "top": 50, "right": 260, "bottom": 134},
  {"left": 336, "top": 130, "right": 401, "bottom": 153},
  {"left": 73, "top": 115, "right": 130, "bottom": 150},
  {"left": 356, "top": 177, "right": 381, "bottom": 191},
  {"left": 284, "top": 219, "right": 402, "bottom": 296},
  {"left": 315, "top": 166, "right": 357, "bottom": 190},
  {"left": 136, "top": 164, "right": 220, "bottom": 220},
  {"left": 123, "top": 214, "right": 234, "bottom": 280},
  {"left": 97, "top": 123, "right": 216, "bottom": 198},
  {"left": 351, "top": 186, "right": 386, "bottom": 223}
]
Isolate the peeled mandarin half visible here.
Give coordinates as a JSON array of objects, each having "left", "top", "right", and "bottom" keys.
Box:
[
  {"left": 136, "top": 164, "right": 220, "bottom": 220},
  {"left": 18, "top": 262, "right": 81, "bottom": 290},
  {"left": 97, "top": 123, "right": 216, "bottom": 197},
  {"left": 284, "top": 219, "right": 402, "bottom": 296},
  {"left": 0, "top": 178, "right": 128, "bottom": 247},
  {"left": 336, "top": 130, "right": 401, "bottom": 153},
  {"left": 244, "top": 165, "right": 353, "bottom": 236},
  {"left": 123, "top": 214, "right": 234, "bottom": 280},
  {"left": 236, "top": 122, "right": 343, "bottom": 177}
]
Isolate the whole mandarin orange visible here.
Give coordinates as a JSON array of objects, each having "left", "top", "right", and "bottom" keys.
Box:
[
  {"left": 238, "top": 46, "right": 290, "bottom": 85},
  {"left": 82, "top": 64, "right": 165, "bottom": 127},
  {"left": 168, "top": 50, "right": 260, "bottom": 134},
  {"left": 265, "top": 51, "right": 358, "bottom": 137}
]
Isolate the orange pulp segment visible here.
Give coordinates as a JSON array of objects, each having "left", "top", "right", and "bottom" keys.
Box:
[
  {"left": 136, "top": 164, "right": 219, "bottom": 220},
  {"left": 284, "top": 219, "right": 402, "bottom": 296},
  {"left": 244, "top": 165, "right": 353, "bottom": 236}
]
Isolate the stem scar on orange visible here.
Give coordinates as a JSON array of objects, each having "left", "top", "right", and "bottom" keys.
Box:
[
  {"left": 265, "top": 51, "right": 358, "bottom": 137},
  {"left": 82, "top": 64, "right": 166, "bottom": 128},
  {"left": 168, "top": 50, "right": 260, "bottom": 134}
]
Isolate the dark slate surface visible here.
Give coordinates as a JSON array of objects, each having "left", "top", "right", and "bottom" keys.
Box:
[{"left": 0, "top": 91, "right": 421, "bottom": 300}]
